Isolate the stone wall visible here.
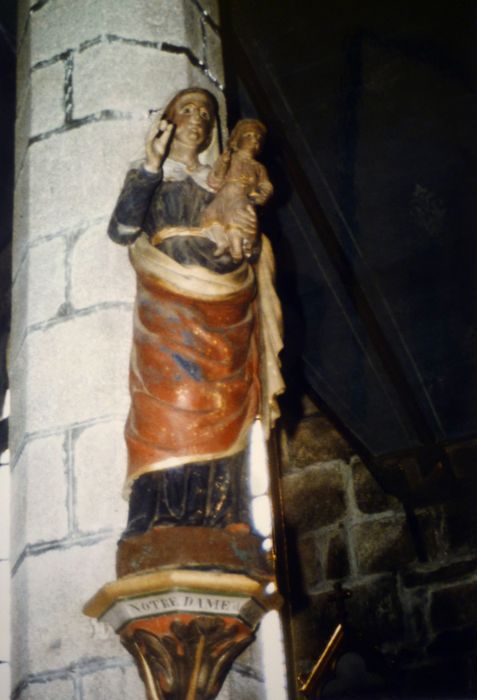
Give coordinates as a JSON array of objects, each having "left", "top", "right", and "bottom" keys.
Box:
[{"left": 282, "top": 398, "right": 477, "bottom": 698}]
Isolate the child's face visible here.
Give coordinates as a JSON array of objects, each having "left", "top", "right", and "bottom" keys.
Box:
[{"left": 237, "top": 129, "right": 263, "bottom": 156}]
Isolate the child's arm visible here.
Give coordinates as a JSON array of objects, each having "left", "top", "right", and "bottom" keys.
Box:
[
  {"left": 249, "top": 163, "right": 273, "bottom": 205},
  {"left": 207, "top": 149, "right": 232, "bottom": 191}
]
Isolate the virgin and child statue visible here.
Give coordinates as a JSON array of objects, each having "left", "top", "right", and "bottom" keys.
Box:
[{"left": 108, "top": 88, "right": 284, "bottom": 537}]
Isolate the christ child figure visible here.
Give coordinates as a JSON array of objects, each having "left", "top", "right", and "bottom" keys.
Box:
[{"left": 200, "top": 119, "right": 273, "bottom": 262}]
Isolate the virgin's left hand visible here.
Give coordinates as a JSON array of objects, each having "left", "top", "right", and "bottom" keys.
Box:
[{"left": 200, "top": 223, "right": 230, "bottom": 257}]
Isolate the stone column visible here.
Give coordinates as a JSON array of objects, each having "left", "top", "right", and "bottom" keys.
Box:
[{"left": 8, "top": 1, "right": 267, "bottom": 698}]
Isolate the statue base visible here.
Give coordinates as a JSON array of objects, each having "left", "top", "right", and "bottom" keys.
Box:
[
  {"left": 116, "top": 525, "right": 272, "bottom": 579},
  {"left": 84, "top": 568, "right": 282, "bottom": 700}
]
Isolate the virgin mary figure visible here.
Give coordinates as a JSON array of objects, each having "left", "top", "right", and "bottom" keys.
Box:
[{"left": 108, "top": 87, "right": 283, "bottom": 537}]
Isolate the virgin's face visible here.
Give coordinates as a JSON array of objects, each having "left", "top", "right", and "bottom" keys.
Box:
[{"left": 171, "top": 92, "right": 213, "bottom": 150}]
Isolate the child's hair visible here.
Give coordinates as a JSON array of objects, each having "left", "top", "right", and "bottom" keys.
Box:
[{"left": 227, "top": 119, "right": 267, "bottom": 152}]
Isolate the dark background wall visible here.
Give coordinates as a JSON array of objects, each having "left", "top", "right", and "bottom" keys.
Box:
[
  {"left": 224, "top": 0, "right": 477, "bottom": 465},
  {"left": 223, "top": 1, "right": 477, "bottom": 698}
]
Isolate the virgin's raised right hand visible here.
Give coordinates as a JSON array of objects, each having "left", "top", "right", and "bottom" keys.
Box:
[{"left": 145, "top": 118, "right": 174, "bottom": 172}]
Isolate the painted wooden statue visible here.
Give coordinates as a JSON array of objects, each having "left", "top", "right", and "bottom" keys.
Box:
[
  {"left": 85, "top": 88, "right": 286, "bottom": 700},
  {"left": 88, "top": 88, "right": 283, "bottom": 700},
  {"left": 108, "top": 88, "right": 283, "bottom": 537}
]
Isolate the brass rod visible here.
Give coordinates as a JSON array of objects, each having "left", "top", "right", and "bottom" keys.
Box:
[
  {"left": 186, "top": 634, "right": 206, "bottom": 700},
  {"left": 298, "top": 624, "right": 344, "bottom": 697},
  {"left": 133, "top": 641, "right": 161, "bottom": 700}
]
